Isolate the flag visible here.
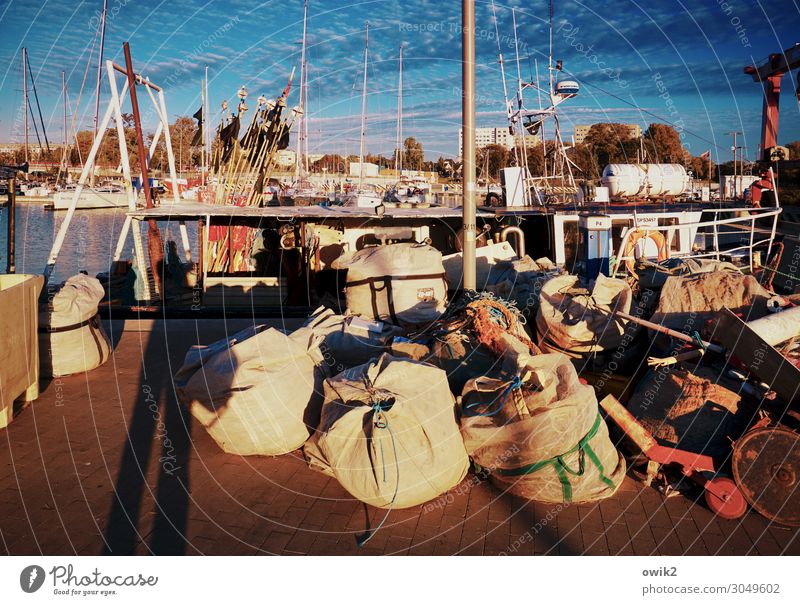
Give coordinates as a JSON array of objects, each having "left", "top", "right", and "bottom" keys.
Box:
[
  {"left": 700, "top": 150, "right": 710, "bottom": 160},
  {"left": 190, "top": 106, "right": 203, "bottom": 147}
]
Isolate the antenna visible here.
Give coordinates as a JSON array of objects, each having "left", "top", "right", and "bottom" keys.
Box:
[
  {"left": 358, "top": 21, "right": 369, "bottom": 188},
  {"left": 395, "top": 44, "right": 404, "bottom": 174},
  {"left": 548, "top": 0, "right": 554, "bottom": 93}
]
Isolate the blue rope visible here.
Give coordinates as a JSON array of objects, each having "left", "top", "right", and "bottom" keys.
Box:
[
  {"left": 690, "top": 330, "right": 707, "bottom": 351},
  {"left": 357, "top": 399, "right": 400, "bottom": 547},
  {"left": 463, "top": 375, "right": 524, "bottom": 417}
]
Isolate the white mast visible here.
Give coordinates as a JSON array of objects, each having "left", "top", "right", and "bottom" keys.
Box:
[
  {"left": 395, "top": 44, "right": 403, "bottom": 174},
  {"left": 358, "top": 21, "right": 369, "bottom": 188},
  {"left": 204, "top": 66, "right": 210, "bottom": 183},
  {"left": 93, "top": 0, "right": 107, "bottom": 139},
  {"left": 295, "top": 0, "right": 309, "bottom": 180},
  {"left": 61, "top": 70, "right": 67, "bottom": 178},
  {"left": 22, "top": 48, "right": 28, "bottom": 166},
  {"left": 491, "top": 1, "right": 517, "bottom": 170},
  {"left": 201, "top": 68, "right": 206, "bottom": 186}
]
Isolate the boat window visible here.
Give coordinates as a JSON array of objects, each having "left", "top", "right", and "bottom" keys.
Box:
[{"left": 658, "top": 217, "right": 681, "bottom": 252}]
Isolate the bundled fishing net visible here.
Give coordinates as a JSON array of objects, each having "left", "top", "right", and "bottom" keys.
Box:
[
  {"left": 419, "top": 291, "right": 540, "bottom": 394},
  {"left": 626, "top": 366, "right": 757, "bottom": 457},
  {"left": 649, "top": 270, "right": 772, "bottom": 335}
]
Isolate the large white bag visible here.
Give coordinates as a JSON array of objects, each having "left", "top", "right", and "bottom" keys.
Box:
[
  {"left": 39, "top": 274, "right": 111, "bottom": 377},
  {"left": 175, "top": 324, "right": 327, "bottom": 456},
  {"left": 334, "top": 243, "right": 448, "bottom": 326},
  {"left": 304, "top": 354, "right": 469, "bottom": 509},
  {"left": 301, "top": 306, "right": 401, "bottom": 372},
  {"left": 460, "top": 351, "right": 625, "bottom": 503},
  {"left": 536, "top": 274, "right": 632, "bottom": 356}
]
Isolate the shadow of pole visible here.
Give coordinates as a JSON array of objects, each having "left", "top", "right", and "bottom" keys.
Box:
[{"left": 102, "top": 324, "right": 192, "bottom": 555}]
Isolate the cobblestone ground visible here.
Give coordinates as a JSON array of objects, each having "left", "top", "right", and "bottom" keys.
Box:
[{"left": 1, "top": 319, "right": 797, "bottom": 555}]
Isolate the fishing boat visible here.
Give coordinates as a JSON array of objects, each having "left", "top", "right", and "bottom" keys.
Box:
[{"left": 43, "top": 9, "right": 785, "bottom": 312}]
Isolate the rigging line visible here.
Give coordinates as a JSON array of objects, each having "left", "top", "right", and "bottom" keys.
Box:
[
  {"left": 67, "top": 26, "right": 102, "bottom": 169},
  {"left": 27, "top": 99, "right": 44, "bottom": 153},
  {"left": 25, "top": 50, "right": 50, "bottom": 151},
  {"left": 561, "top": 68, "right": 724, "bottom": 152}
]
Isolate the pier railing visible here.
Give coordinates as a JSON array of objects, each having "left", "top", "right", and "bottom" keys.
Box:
[{"left": 611, "top": 207, "right": 783, "bottom": 277}]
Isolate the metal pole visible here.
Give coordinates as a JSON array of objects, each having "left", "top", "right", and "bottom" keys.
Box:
[
  {"left": 7, "top": 177, "right": 15, "bottom": 274},
  {"left": 123, "top": 42, "right": 163, "bottom": 300},
  {"left": 462, "top": 0, "right": 477, "bottom": 290},
  {"left": 123, "top": 43, "right": 154, "bottom": 209},
  {"left": 22, "top": 48, "right": 28, "bottom": 167}
]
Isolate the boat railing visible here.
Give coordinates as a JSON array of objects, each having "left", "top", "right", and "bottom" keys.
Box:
[{"left": 610, "top": 206, "right": 783, "bottom": 277}]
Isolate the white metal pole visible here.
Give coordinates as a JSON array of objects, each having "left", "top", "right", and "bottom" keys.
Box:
[
  {"left": 395, "top": 44, "right": 403, "bottom": 174},
  {"left": 22, "top": 48, "right": 29, "bottom": 166},
  {"left": 45, "top": 72, "right": 129, "bottom": 280},
  {"left": 358, "top": 22, "right": 369, "bottom": 189}
]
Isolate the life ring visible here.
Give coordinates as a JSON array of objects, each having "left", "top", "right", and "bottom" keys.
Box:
[{"left": 624, "top": 229, "right": 668, "bottom": 274}]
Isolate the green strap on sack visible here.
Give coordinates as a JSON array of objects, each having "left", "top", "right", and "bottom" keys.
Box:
[{"left": 497, "top": 414, "right": 616, "bottom": 503}]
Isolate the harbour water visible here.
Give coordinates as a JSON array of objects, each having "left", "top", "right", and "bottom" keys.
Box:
[{"left": 0, "top": 203, "right": 199, "bottom": 284}]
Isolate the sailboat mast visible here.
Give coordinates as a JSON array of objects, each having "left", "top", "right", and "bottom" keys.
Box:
[
  {"left": 295, "top": 0, "right": 309, "bottom": 179},
  {"left": 491, "top": 1, "right": 517, "bottom": 168},
  {"left": 358, "top": 21, "right": 369, "bottom": 187},
  {"left": 62, "top": 70, "right": 68, "bottom": 178},
  {"left": 548, "top": 0, "right": 554, "bottom": 93},
  {"left": 201, "top": 71, "right": 206, "bottom": 187},
  {"left": 395, "top": 44, "right": 403, "bottom": 174},
  {"left": 93, "top": 0, "right": 107, "bottom": 139},
  {"left": 22, "top": 48, "right": 28, "bottom": 165},
  {"left": 204, "top": 65, "right": 209, "bottom": 182}
]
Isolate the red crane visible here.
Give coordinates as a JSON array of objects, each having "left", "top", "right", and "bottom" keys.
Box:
[{"left": 744, "top": 43, "right": 800, "bottom": 162}]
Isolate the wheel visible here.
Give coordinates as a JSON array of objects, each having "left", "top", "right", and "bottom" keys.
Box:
[
  {"left": 704, "top": 477, "right": 747, "bottom": 520},
  {"left": 485, "top": 192, "right": 502, "bottom": 207}
]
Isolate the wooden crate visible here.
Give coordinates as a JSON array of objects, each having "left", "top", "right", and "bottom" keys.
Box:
[
  {"left": 203, "top": 276, "right": 287, "bottom": 307},
  {"left": 0, "top": 274, "right": 43, "bottom": 429}
]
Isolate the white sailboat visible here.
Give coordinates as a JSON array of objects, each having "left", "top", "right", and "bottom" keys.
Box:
[
  {"left": 342, "top": 22, "right": 383, "bottom": 208},
  {"left": 382, "top": 45, "right": 435, "bottom": 206},
  {"left": 53, "top": 0, "right": 132, "bottom": 210}
]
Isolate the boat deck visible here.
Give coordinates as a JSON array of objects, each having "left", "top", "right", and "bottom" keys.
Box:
[
  {"left": 1, "top": 318, "right": 797, "bottom": 556},
  {"left": 128, "top": 200, "right": 721, "bottom": 221}
]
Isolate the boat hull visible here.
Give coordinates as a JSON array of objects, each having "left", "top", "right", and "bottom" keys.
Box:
[{"left": 53, "top": 190, "right": 131, "bottom": 210}]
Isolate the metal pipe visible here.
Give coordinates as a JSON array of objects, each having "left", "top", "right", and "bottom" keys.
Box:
[
  {"left": 462, "top": 0, "right": 477, "bottom": 291},
  {"left": 7, "top": 177, "right": 15, "bottom": 273},
  {"left": 110, "top": 62, "right": 162, "bottom": 91},
  {"left": 123, "top": 43, "right": 153, "bottom": 210},
  {"left": 500, "top": 226, "right": 526, "bottom": 258},
  {"left": 124, "top": 42, "right": 163, "bottom": 300}
]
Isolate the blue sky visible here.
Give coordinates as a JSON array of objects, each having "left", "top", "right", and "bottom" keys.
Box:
[{"left": 1, "top": 0, "right": 799, "bottom": 162}]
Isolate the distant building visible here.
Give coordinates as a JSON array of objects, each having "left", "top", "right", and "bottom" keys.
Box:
[
  {"left": 349, "top": 162, "right": 380, "bottom": 178},
  {"left": 514, "top": 134, "right": 541, "bottom": 149},
  {"left": 573, "top": 123, "right": 642, "bottom": 145},
  {"left": 275, "top": 149, "right": 296, "bottom": 167},
  {"left": 458, "top": 127, "right": 513, "bottom": 156}
]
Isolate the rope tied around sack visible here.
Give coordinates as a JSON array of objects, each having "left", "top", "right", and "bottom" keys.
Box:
[
  {"left": 496, "top": 414, "right": 616, "bottom": 503},
  {"left": 463, "top": 374, "right": 524, "bottom": 418},
  {"left": 356, "top": 378, "right": 400, "bottom": 547}
]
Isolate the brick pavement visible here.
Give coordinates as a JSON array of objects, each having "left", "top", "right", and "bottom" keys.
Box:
[{"left": 0, "top": 318, "right": 797, "bottom": 556}]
